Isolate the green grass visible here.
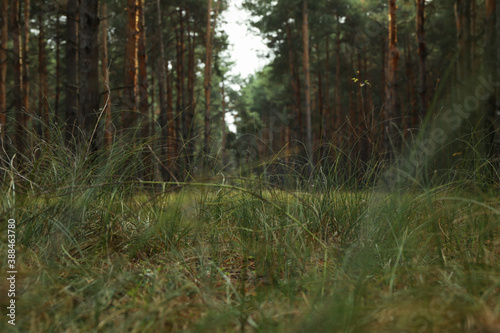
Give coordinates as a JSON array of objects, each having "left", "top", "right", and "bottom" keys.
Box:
[{"left": 1, "top": 131, "right": 500, "bottom": 332}]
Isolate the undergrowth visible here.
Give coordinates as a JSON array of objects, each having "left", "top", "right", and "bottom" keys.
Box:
[{"left": 0, "top": 128, "right": 499, "bottom": 332}]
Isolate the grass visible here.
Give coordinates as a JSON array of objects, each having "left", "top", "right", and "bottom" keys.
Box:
[{"left": 1, "top": 129, "right": 500, "bottom": 332}]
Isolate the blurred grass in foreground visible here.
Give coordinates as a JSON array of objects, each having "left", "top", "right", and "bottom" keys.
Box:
[{"left": 0, "top": 130, "right": 499, "bottom": 332}]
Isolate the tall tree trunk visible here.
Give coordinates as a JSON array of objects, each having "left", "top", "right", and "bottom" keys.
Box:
[
  {"left": 79, "top": 0, "right": 100, "bottom": 147},
  {"left": 286, "top": 23, "right": 302, "bottom": 141},
  {"left": 156, "top": 0, "right": 174, "bottom": 180},
  {"left": 221, "top": 79, "right": 227, "bottom": 163},
  {"left": 12, "top": 0, "right": 25, "bottom": 152},
  {"left": 470, "top": 0, "right": 476, "bottom": 73},
  {"left": 335, "top": 13, "right": 342, "bottom": 146},
  {"left": 122, "top": 0, "right": 138, "bottom": 132},
  {"left": 38, "top": 7, "right": 49, "bottom": 141},
  {"left": 101, "top": 2, "right": 112, "bottom": 148},
  {"left": 404, "top": 39, "right": 416, "bottom": 134},
  {"left": 65, "top": 0, "right": 79, "bottom": 143},
  {"left": 204, "top": 0, "right": 214, "bottom": 160},
  {"left": 316, "top": 43, "right": 325, "bottom": 160},
  {"left": 137, "top": 0, "right": 148, "bottom": 132},
  {"left": 494, "top": 0, "right": 500, "bottom": 161},
  {"left": 455, "top": 0, "right": 470, "bottom": 88},
  {"left": 55, "top": 14, "right": 61, "bottom": 121},
  {"left": 137, "top": 0, "right": 151, "bottom": 180},
  {"left": 186, "top": 11, "right": 196, "bottom": 167},
  {"left": 483, "top": 0, "right": 497, "bottom": 161},
  {"left": 416, "top": 0, "right": 427, "bottom": 120},
  {"left": 302, "top": 0, "right": 313, "bottom": 170},
  {"left": 384, "top": 0, "right": 400, "bottom": 159},
  {"left": 22, "top": 0, "right": 30, "bottom": 136},
  {"left": 325, "top": 36, "right": 330, "bottom": 141},
  {"left": 178, "top": 8, "right": 187, "bottom": 142},
  {"left": 0, "top": 0, "right": 7, "bottom": 139}
]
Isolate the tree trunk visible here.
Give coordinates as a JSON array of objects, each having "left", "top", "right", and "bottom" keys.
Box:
[
  {"left": 156, "top": 0, "right": 174, "bottom": 180},
  {"left": 455, "top": 0, "right": 470, "bottom": 88},
  {"left": 470, "top": 0, "right": 476, "bottom": 73},
  {"left": 494, "top": 0, "right": 500, "bottom": 160},
  {"left": 55, "top": 14, "right": 61, "bottom": 121},
  {"left": 204, "top": 0, "right": 214, "bottom": 159},
  {"left": 178, "top": 8, "right": 187, "bottom": 141},
  {"left": 286, "top": 22, "right": 302, "bottom": 142},
  {"left": 335, "top": 13, "right": 342, "bottom": 146},
  {"left": 325, "top": 36, "right": 330, "bottom": 141},
  {"left": 38, "top": 7, "right": 49, "bottom": 141},
  {"left": 404, "top": 39, "right": 416, "bottom": 134},
  {"left": 221, "top": 79, "right": 227, "bottom": 163},
  {"left": 384, "top": 0, "right": 400, "bottom": 159},
  {"left": 167, "top": 63, "right": 176, "bottom": 178},
  {"left": 137, "top": 0, "right": 152, "bottom": 180},
  {"left": 100, "top": 2, "right": 112, "bottom": 148},
  {"left": 416, "top": 0, "right": 427, "bottom": 120},
  {"left": 79, "top": 0, "right": 100, "bottom": 146},
  {"left": 316, "top": 43, "right": 325, "bottom": 160},
  {"left": 122, "top": 0, "right": 138, "bottom": 132},
  {"left": 0, "top": 0, "right": 7, "bottom": 139},
  {"left": 302, "top": 0, "right": 313, "bottom": 170},
  {"left": 186, "top": 10, "right": 196, "bottom": 167},
  {"left": 12, "top": 0, "right": 25, "bottom": 152},
  {"left": 138, "top": 0, "right": 148, "bottom": 135},
  {"left": 22, "top": 0, "right": 30, "bottom": 136},
  {"left": 65, "top": 0, "right": 79, "bottom": 143}
]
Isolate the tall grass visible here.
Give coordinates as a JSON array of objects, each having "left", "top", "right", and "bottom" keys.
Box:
[{"left": 0, "top": 121, "right": 499, "bottom": 332}]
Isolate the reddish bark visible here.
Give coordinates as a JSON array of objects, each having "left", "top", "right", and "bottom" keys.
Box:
[
  {"left": 38, "top": 9, "right": 49, "bottom": 141},
  {"left": 122, "top": 0, "right": 138, "bottom": 132},
  {"left": 302, "top": 0, "right": 313, "bottom": 168},
  {"left": 384, "top": 0, "right": 400, "bottom": 158},
  {"left": 286, "top": 22, "right": 302, "bottom": 141},
  {"left": 416, "top": 0, "right": 427, "bottom": 120},
  {"left": 101, "top": 2, "right": 112, "bottom": 148},
  {"left": 0, "top": 0, "right": 7, "bottom": 138}
]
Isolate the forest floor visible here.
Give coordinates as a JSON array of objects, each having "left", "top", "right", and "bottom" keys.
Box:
[{"left": 1, "top": 174, "right": 499, "bottom": 332}]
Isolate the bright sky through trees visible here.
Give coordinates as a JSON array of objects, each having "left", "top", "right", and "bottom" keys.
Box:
[{"left": 221, "top": 0, "right": 270, "bottom": 80}]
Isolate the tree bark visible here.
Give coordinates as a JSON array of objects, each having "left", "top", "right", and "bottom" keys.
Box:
[
  {"left": 494, "top": 0, "right": 500, "bottom": 160},
  {"left": 22, "top": 0, "right": 30, "bottom": 135},
  {"left": 384, "top": 0, "right": 400, "bottom": 159},
  {"left": 316, "top": 43, "right": 325, "bottom": 160},
  {"left": 454, "top": 0, "right": 470, "bottom": 87},
  {"left": 55, "top": 14, "right": 61, "bottom": 121},
  {"left": 12, "top": 0, "right": 25, "bottom": 152},
  {"left": 100, "top": 2, "right": 112, "bottom": 148},
  {"left": 204, "top": 0, "right": 214, "bottom": 159},
  {"left": 137, "top": 0, "right": 152, "bottom": 180},
  {"left": 122, "top": 0, "right": 138, "bottom": 132},
  {"left": 302, "top": 0, "right": 313, "bottom": 170},
  {"left": 325, "top": 36, "right": 330, "bottom": 141},
  {"left": 185, "top": 10, "right": 196, "bottom": 167},
  {"left": 38, "top": 7, "right": 49, "bottom": 141},
  {"left": 156, "top": 0, "right": 174, "bottom": 180},
  {"left": 416, "top": 0, "right": 427, "bottom": 120},
  {"left": 335, "top": 13, "right": 342, "bottom": 146},
  {"left": 138, "top": 0, "right": 148, "bottom": 135},
  {"left": 65, "top": 0, "right": 79, "bottom": 143},
  {"left": 79, "top": 0, "right": 100, "bottom": 146},
  {"left": 0, "top": 0, "right": 7, "bottom": 139},
  {"left": 178, "top": 8, "right": 186, "bottom": 141},
  {"left": 286, "top": 22, "right": 302, "bottom": 141}
]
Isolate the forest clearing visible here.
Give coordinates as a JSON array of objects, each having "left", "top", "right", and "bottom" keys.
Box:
[{"left": 1, "top": 0, "right": 500, "bottom": 331}]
